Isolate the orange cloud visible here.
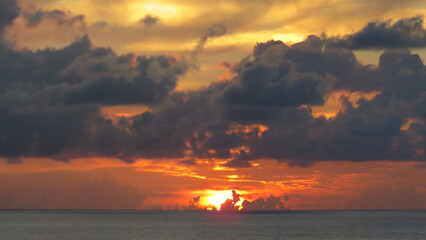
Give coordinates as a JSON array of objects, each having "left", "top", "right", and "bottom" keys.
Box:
[{"left": 0, "top": 158, "right": 425, "bottom": 209}]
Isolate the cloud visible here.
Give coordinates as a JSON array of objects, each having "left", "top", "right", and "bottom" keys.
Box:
[
  {"left": 24, "top": 0, "right": 424, "bottom": 58},
  {"left": 0, "top": 0, "right": 20, "bottom": 46},
  {"left": 328, "top": 16, "right": 426, "bottom": 49},
  {"left": 0, "top": 34, "right": 187, "bottom": 107},
  {"left": 219, "top": 189, "right": 241, "bottom": 212},
  {"left": 215, "top": 191, "right": 290, "bottom": 212},
  {"left": 0, "top": 0, "right": 20, "bottom": 33},
  {"left": 122, "top": 21, "right": 426, "bottom": 167},
  {"left": 69, "top": 175, "right": 146, "bottom": 210},
  {"left": 22, "top": 7, "right": 85, "bottom": 29},
  {"left": 344, "top": 185, "right": 425, "bottom": 209},
  {"left": 0, "top": 2, "right": 233, "bottom": 163},
  {"left": 94, "top": 30, "right": 426, "bottom": 166},
  {"left": 0, "top": 32, "right": 187, "bottom": 160},
  {"left": 191, "top": 24, "right": 227, "bottom": 60},
  {"left": 0, "top": 1, "right": 188, "bottom": 161},
  {"left": 1, "top": 7, "right": 426, "bottom": 168},
  {"left": 224, "top": 40, "right": 335, "bottom": 108},
  {"left": 91, "top": 21, "right": 108, "bottom": 29},
  {"left": 241, "top": 194, "right": 289, "bottom": 211},
  {"left": 140, "top": 15, "right": 160, "bottom": 27},
  {"left": 184, "top": 195, "right": 201, "bottom": 210},
  {"left": 63, "top": 52, "right": 187, "bottom": 105},
  {"left": 178, "top": 159, "right": 197, "bottom": 166}
]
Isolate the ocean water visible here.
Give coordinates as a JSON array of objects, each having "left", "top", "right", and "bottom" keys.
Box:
[{"left": 0, "top": 210, "right": 425, "bottom": 240}]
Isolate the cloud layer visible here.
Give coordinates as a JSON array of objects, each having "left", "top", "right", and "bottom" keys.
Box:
[
  {"left": 1, "top": 0, "right": 426, "bottom": 169},
  {"left": 329, "top": 16, "right": 426, "bottom": 49}
]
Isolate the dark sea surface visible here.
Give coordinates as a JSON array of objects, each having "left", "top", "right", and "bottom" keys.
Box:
[{"left": 0, "top": 210, "right": 425, "bottom": 240}]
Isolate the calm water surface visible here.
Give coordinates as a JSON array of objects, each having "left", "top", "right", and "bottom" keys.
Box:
[{"left": 0, "top": 210, "right": 425, "bottom": 240}]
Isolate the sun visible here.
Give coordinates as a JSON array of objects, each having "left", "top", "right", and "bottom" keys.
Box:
[
  {"left": 207, "top": 192, "right": 229, "bottom": 210},
  {"left": 203, "top": 190, "right": 245, "bottom": 210},
  {"left": 128, "top": 1, "right": 196, "bottom": 24}
]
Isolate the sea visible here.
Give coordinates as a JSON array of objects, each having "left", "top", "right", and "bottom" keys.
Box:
[{"left": 0, "top": 210, "right": 425, "bottom": 240}]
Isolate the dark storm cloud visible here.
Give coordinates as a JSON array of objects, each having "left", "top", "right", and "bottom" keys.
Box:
[
  {"left": 241, "top": 194, "right": 289, "bottom": 211},
  {"left": 0, "top": 0, "right": 20, "bottom": 33},
  {"left": 224, "top": 36, "right": 378, "bottom": 109},
  {"left": 0, "top": 33, "right": 187, "bottom": 161},
  {"left": 230, "top": 51, "right": 423, "bottom": 165},
  {"left": 0, "top": 106, "right": 97, "bottom": 162},
  {"left": 0, "top": 2, "right": 237, "bottom": 163},
  {"left": 329, "top": 16, "right": 426, "bottom": 49},
  {"left": 84, "top": 27, "right": 425, "bottom": 166},
  {"left": 0, "top": 0, "right": 190, "bottom": 161},
  {"left": 1, "top": 3, "right": 426, "bottom": 168},
  {"left": 216, "top": 191, "right": 290, "bottom": 212},
  {"left": 22, "top": 7, "right": 85, "bottom": 29},
  {"left": 230, "top": 39, "right": 425, "bottom": 166},
  {"left": 224, "top": 158, "right": 252, "bottom": 168},
  {"left": 284, "top": 36, "right": 378, "bottom": 92},
  {"left": 0, "top": 0, "right": 19, "bottom": 47},
  {"left": 63, "top": 54, "right": 187, "bottom": 105},
  {"left": 125, "top": 81, "right": 237, "bottom": 160},
  {"left": 414, "top": 92, "right": 426, "bottom": 119},
  {"left": 120, "top": 18, "right": 426, "bottom": 167},
  {"left": 140, "top": 15, "right": 160, "bottom": 27},
  {"left": 0, "top": 34, "right": 187, "bottom": 106},
  {"left": 222, "top": 38, "right": 336, "bottom": 120},
  {"left": 178, "top": 159, "right": 197, "bottom": 166}
]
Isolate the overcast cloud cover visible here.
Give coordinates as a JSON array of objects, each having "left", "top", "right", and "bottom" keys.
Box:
[{"left": 0, "top": 0, "right": 426, "bottom": 169}]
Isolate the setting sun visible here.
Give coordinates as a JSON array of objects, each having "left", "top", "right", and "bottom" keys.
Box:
[
  {"left": 202, "top": 190, "right": 245, "bottom": 210},
  {"left": 207, "top": 192, "right": 228, "bottom": 210},
  {"left": 128, "top": 1, "right": 194, "bottom": 23}
]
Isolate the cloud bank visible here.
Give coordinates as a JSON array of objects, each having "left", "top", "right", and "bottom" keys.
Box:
[
  {"left": 344, "top": 185, "right": 425, "bottom": 210},
  {"left": 329, "top": 16, "right": 426, "bottom": 49},
  {"left": 22, "top": 7, "right": 85, "bottom": 29},
  {"left": 1, "top": 0, "right": 426, "bottom": 168}
]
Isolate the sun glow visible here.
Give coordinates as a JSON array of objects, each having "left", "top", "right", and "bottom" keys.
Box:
[
  {"left": 202, "top": 190, "right": 245, "bottom": 210},
  {"left": 129, "top": 1, "right": 195, "bottom": 23},
  {"left": 207, "top": 192, "right": 228, "bottom": 210},
  {"left": 139, "top": 3, "right": 178, "bottom": 17}
]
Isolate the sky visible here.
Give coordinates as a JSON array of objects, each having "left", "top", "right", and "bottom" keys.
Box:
[{"left": 0, "top": 0, "right": 426, "bottom": 210}]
